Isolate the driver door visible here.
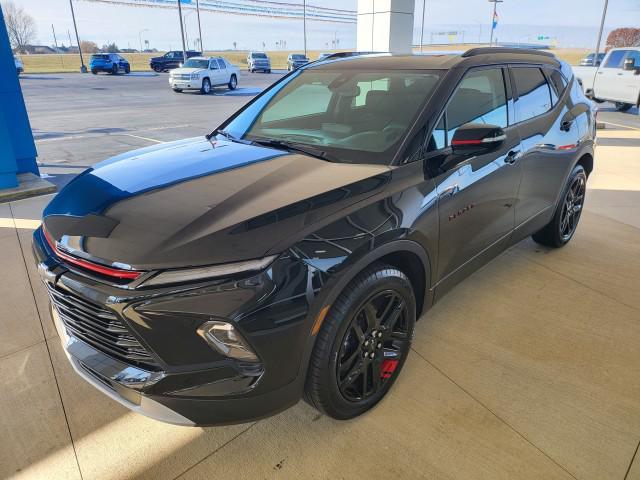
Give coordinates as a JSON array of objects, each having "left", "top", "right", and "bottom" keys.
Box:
[{"left": 426, "top": 66, "right": 522, "bottom": 288}]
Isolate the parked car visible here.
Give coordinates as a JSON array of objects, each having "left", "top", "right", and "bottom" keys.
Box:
[
  {"left": 168, "top": 56, "right": 239, "bottom": 93},
  {"left": 149, "top": 50, "right": 202, "bottom": 72},
  {"left": 34, "top": 48, "right": 595, "bottom": 426},
  {"left": 89, "top": 54, "right": 130, "bottom": 75},
  {"left": 287, "top": 53, "right": 309, "bottom": 71},
  {"left": 574, "top": 47, "right": 640, "bottom": 112},
  {"left": 317, "top": 52, "right": 332, "bottom": 60},
  {"left": 247, "top": 51, "right": 271, "bottom": 73},
  {"left": 579, "top": 52, "right": 605, "bottom": 66},
  {"left": 14, "top": 55, "right": 23, "bottom": 75}
]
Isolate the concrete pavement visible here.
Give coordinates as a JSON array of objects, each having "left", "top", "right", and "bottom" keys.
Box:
[{"left": 0, "top": 126, "right": 639, "bottom": 479}]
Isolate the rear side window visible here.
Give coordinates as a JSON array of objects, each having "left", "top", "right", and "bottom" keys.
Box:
[
  {"left": 548, "top": 70, "right": 567, "bottom": 98},
  {"left": 604, "top": 50, "right": 628, "bottom": 68},
  {"left": 446, "top": 68, "right": 508, "bottom": 140},
  {"left": 217, "top": 59, "right": 226, "bottom": 69},
  {"left": 512, "top": 67, "right": 552, "bottom": 123}
]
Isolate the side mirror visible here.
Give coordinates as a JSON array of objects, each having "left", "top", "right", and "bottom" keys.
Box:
[
  {"left": 451, "top": 123, "right": 506, "bottom": 154},
  {"left": 623, "top": 58, "right": 638, "bottom": 72}
]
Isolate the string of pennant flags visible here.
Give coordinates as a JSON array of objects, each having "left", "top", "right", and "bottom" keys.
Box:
[{"left": 78, "top": 0, "right": 358, "bottom": 23}]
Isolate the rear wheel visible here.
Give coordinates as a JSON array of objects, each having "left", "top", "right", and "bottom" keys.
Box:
[
  {"left": 201, "top": 78, "right": 211, "bottom": 95},
  {"left": 91, "top": 69, "right": 98, "bottom": 75},
  {"left": 615, "top": 102, "right": 633, "bottom": 112},
  {"left": 111, "top": 64, "right": 118, "bottom": 75},
  {"left": 305, "top": 263, "right": 416, "bottom": 419},
  {"left": 172, "top": 88, "right": 182, "bottom": 93},
  {"left": 152, "top": 64, "right": 163, "bottom": 73},
  {"left": 532, "top": 164, "right": 587, "bottom": 248},
  {"left": 124, "top": 65, "right": 130, "bottom": 74},
  {"left": 228, "top": 74, "right": 237, "bottom": 90}
]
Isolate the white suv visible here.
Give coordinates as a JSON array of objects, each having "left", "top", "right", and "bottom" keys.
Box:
[{"left": 169, "top": 56, "right": 240, "bottom": 94}]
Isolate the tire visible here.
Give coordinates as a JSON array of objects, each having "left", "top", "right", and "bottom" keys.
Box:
[
  {"left": 152, "top": 65, "right": 163, "bottom": 73},
  {"left": 266, "top": 69, "right": 271, "bottom": 74},
  {"left": 228, "top": 74, "right": 237, "bottom": 90},
  {"left": 111, "top": 64, "right": 118, "bottom": 75},
  {"left": 532, "top": 164, "right": 587, "bottom": 248},
  {"left": 172, "top": 88, "right": 182, "bottom": 93},
  {"left": 615, "top": 102, "right": 633, "bottom": 112},
  {"left": 305, "top": 263, "right": 416, "bottom": 420},
  {"left": 124, "top": 66, "right": 130, "bottom": 74},
  {"left": 201, "top": 78, "right": 211, "bottom": 95},
  {"left": 91, "top": 69, "right": 98, "bottom": 75}
]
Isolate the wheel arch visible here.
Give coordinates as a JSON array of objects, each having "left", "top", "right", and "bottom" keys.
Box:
[{"left": 576, "top": 152, "right": 594, "bottom": 178}]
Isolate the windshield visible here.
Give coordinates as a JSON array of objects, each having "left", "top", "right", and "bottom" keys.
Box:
[
  {"left": 291, "top": 55, "right": 307, "bottom": 60},
  {"left": 251, "top": 53, "right": 267, "bottom": 59},
  {"left": 183, "top": 59, "right": 209, "bottom": 69},
  {"left": 91, "top": 55, "right": 110, "bottom": 60},
  {"left": 221, "top": 69, "right": 442, "bottom": 165}
]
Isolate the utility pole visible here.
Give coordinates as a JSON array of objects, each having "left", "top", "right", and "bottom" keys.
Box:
[
  {"left": 68, "top": 0, "right": 87, "bottom": 72},
  {"left": 420, "top": 0, "right": 426, "bottom": 53},
  {"left": 303, "top": 0, "right": 307, "bottom": 57},
  {"left": 177, "top": 0, "right": 187, "bottom": 63},
  {"left": 138, "top": 29, "right": 148, "bottom": 53},
  {"left": 196, "top": 0, "right": 203, "bottom": 52},
  {"left": 594, "top": 0, "right": 608, "bottom": 66},
  {"left": 488, "top": 0, "right": 502, "bottom": 47},
  {"left": 52, "top": 24, "right": 65, "bottom": 68}
]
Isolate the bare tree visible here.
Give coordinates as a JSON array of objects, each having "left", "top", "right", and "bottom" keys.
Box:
[
  {"left": 2, "top": 1, "right": 36, "bottom": 51},
  {"left": 606, "top": 28, "right": 640, "bottom": 49},
  {"left": 80, "top": 40, "right": 98, "bottom": 54}
]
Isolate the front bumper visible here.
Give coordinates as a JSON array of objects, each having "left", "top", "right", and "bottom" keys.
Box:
[
  {"left": 169, "top": 77, "right": 200, "bottom": 90},
  {"left": 33, "top": 227, "right": 316, "bottom": 425}
]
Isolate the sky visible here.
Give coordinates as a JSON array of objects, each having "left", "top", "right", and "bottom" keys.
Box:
[{"left": 13, "top": 0, "right": 640, "bottom": 51}]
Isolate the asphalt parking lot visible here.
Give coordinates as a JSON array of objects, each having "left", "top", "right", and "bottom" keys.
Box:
[{"left": 2, "top": 71, "right": 639, "bottom": 480}]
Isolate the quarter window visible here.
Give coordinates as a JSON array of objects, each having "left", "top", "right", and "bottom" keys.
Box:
[
  {"left": 209, "top": 60, "right": 219, "bottom": 70},
  {"left": 604, "top": 50, "right": 629, "bottom": 68},
  {"left": 548, "top": 69, "right": 567, "bottom": 99},
  {"left": 512, "top": 67, "right": 552, "bottom": 122}
]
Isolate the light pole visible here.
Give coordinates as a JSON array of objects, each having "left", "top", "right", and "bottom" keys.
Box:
[
  {"left": 68, "top": 0, "right": 87, "bottom": 72},
  {"left": 138, "top": 28, "right": 148, "bottom": 53},
  {"left": 594, "top": 0, "right": 608, "bottom": 66},
  {"left": 488, "top": 0, "right": 502, "bottom": 47},
  {"left": 303, "top": 0, "right": 307, "bottom": 57},
  {"left": 419, "top": 0, "right": 426, "bottom": 53},
  {"left": 177, "top": 0, "right": 187, "bottom": 63},
  {"left": 195, "top": 0, "right": 203, "bottom": 52}
]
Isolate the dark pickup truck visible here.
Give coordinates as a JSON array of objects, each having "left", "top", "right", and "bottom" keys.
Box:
[{"left": 150, "top": 51, "right": 202, "bottom": 72}]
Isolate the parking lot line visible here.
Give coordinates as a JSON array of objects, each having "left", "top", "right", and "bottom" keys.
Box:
[
  {"left": 123, "top": 133, "right": 164, "bottom": 143},
  {"left": 601, "top": 121, "right": 640, "bottom": 131}
]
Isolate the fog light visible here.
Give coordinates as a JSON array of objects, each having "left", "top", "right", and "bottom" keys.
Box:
[{"left": 197, "top": 321, "right": 258, "bottom": 362}]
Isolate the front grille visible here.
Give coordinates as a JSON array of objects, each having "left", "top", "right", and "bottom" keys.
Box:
[
  {"left": 176, "top": 74, "right": 191, "bottom": 80},
  {"left": 47, "top": 283, "right": 160, "bottom": 370}
]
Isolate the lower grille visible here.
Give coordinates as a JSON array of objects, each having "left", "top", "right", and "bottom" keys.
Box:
[{"left": 47, "top": 283, "right": 160, "bottom": 370}]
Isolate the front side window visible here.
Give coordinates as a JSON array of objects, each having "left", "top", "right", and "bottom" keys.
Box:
[
  {"left": 447, "top": 68, "right": 508, "bottom": 140},
  {"left": 604, "top": 50, "right": 629, "bottom": 68},
  {"left": 512, "top": 67, "right": 552, "bottom": 123},
  {"left": 209, "top": 60, "right": 219, "bottom": 70},
  {"left": 222, "top": 69, "right": 442, "bottom": 164}
]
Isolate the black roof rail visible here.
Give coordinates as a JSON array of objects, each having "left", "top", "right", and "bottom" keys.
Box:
[
  {"left": 324, "top": 51, "right": 385, "bottom": 59},
  {"left": 462, "top": 47, "right": 555, "bottom": 58}
]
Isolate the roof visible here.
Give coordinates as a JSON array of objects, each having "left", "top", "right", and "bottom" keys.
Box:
[{"left": 308, "top": 48, "right": 561, "bottom": 71}]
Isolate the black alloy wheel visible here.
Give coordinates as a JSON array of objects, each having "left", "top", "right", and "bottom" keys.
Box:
[
  {"left": 614, "top": 102, "right": 632, "bottom": 112},
  {"left": 336, "top": 290, "right": 410, "bottom": 402},
  {"left": 305, "top": 263, "right": 416, "bottom": 419},
  {"left": 559, "top": 172, "right": 586, "bottom": 242},
  {"left": 532, "top": 164, "right": 587, "bottom": 247}
]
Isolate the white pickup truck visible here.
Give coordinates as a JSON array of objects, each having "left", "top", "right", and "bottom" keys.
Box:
[{"left": 573, "top": 47, "right": 640, "bottom": 112}]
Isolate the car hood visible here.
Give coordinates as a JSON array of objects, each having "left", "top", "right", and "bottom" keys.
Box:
[{"left": 43, "top": 137, "right": 391, "bottom": 270}]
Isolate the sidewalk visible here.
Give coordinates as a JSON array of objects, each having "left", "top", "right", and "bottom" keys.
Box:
[{"left": 1, "top": 127, "right": 639, "bottom": 480}]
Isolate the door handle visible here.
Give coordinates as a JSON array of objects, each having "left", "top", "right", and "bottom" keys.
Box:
[
  {"left": 504, "top": 150, "right": 520, "bottom": 165},
  {"left": 438, "top": 184, "right": 459, "bottom": 198},
  {"left": 597, "top": 71, "right": 604, "bottom": 74}
]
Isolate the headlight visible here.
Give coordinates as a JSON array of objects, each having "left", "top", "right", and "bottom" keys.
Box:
[{"left": 141, "top": 255, "right": 277, "bottom": 287}]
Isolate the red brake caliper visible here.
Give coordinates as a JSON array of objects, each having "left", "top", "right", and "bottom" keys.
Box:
[{"left": 380, "top": 359, "right": 398, "bottom": 379}]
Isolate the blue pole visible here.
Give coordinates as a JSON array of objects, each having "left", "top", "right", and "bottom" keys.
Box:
[{"left": 0, "top": 5, "right": 40, "bottom": 189}]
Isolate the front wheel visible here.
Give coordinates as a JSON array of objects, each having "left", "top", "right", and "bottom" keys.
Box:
[
  {"left": 201, "top": 78, "right": 211, "bottom": 94},
  {"left": 305, "top": 263, "right": 416, "bottom": 420},
  {"left": 172, "top": 88, "right": 182, "bottom": 93},
  {"left": 228, "top": 74, "right": 237, "bottom": 90},
  {"left": 532, "top": 164, "right": 587, "bottom": 248},
  {"left": 615, "top": 102, "right": 633, "bottom": 112}
]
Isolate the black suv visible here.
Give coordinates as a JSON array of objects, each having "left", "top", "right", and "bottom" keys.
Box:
[
  {"left": 35, "top": 49, "right": 595, "bottom": 426},
  {"left": 149, "top": 50, "right": 202, "bottom": 72}
]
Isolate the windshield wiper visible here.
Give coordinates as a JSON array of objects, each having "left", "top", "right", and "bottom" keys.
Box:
[
  {"left": 209, "top": 129, "right": 251, "bottom": 144},
  {"left": 250, "top": 138, "right": 335, "bottom": 162}
]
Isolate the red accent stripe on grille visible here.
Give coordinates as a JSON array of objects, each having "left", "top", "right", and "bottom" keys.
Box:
[{"left": 42, "top": 227, "right": 142, "bottom": 280}]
